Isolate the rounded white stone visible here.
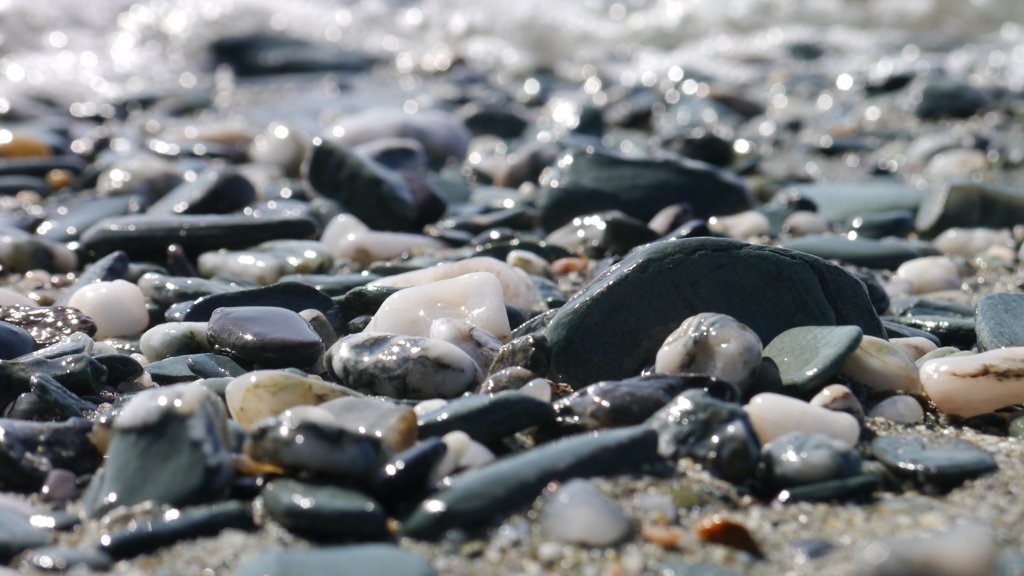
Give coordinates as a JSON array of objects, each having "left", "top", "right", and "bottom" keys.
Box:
[
  {"left": 809, "top": 384, "right": 865, "bottom": 422},
  {"left": 744, "top": 392, "right": 860, "bottom": 447},
  {"left": 838, "top": 335, "right": 922, "bottom": 392},
  {"left": 67, "top": 279, "right": 149, "bottom": 340},
  {"left": 934, "top": 227, "right": 1012, "bottom": 258},
  {"left": 333, "top": 229, "right": 446, "bottom": 265},
  {"left": 920, "top": 347, "right": 1024, "bottom": 418},
  {"left": 655, "top": 313, "right": 762, "bottom": 390},
  {"left": 224, "top": 370, "right": 363, "bottom": 430},
  {"left": 369, "top": 256, "right": 541, "bottom": 311},
  {"left": 781, "top": 211, "right": 830, "bottom": 237},
  {"left": 0, "top": 287, "right": 36, "bottom": 308},
  {"left": 888, "top": 337, "right": 938, "bottom": 362},
  {"left": 414, "top": 398, "right": 449, "bottom": 417},
  {"left": 320, "top": 213, "right": 370, "bottom": 252},
  {"left": 868, "top": 395, "right": 924, "bottom": 424},
  {"left": 506, "top": 249, "right": 551, "bottom": 277},
  {"left": 428, "top": 317, "right": 502, "bottom": 370},
  {"left": 539, "top": 479, "right": 631, "bottom": 547},
  {"left": 708, "top": 210, "right": 770, "bottom": 240},
  {"left": 139, "top": 322, "right": 210, "bottom": 362},
  {"left": 894, "top": 256, "right": 961, "bottom": 295},
  {"left": 519, "top": 378, "right": 552, "bottom": 403}
]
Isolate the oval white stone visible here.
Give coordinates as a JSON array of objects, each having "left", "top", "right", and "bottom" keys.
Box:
[
  {"left": 333, "top": 229, "right": 446, "bottom": 265},
  {"left": 67, "top": 279, "right": 149, "bottom": 340},
  {"left": 838, "top": 335, "right": 922, "bottom": 392},
  {"left": 539, "top": 479, "right": 631, "bottom": 547},
  {"left": 868, "top": 395, "right": 924, "bottom": 424},
  {"left": 744, "top": 392, "right": 860, "bottom": 447},
  {"left": 368, "top": 256, "right": 541, "bottom": 311},
  {"left": 708, "top": 210, "right": 770, "bottom": 240},
  {"left": 888, "top": 336, "right": 938, "bottom": 362},
  {"left": 428, "top": 317, "right": 503, "bottom": 369},
  {"left": 934, "top": 227, "right": 1012, "bottom": 258},
  {"left": 809, "top": 384, "right": 865, "bottom": 423},
  {"left": 920, "top": 347, "right": 1024, "bottom": 418},
  {"left": 893, "top": 256, "right": 961, "bottom": 294},
  {"left": 654, "top": 313, "right": 762, "bottom": 390}
]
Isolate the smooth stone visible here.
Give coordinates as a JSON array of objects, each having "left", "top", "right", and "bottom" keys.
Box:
[
  {"left": 846, "top": 210, "right": 916, "bottom": 240},
  {"left": 207, "top": 306, "right": 324, "bottom": 369},
  {"left": 186, "top": 354, "right": 246, "bottom": 379},
  {"left": 369, "top": 256, "right": 541, "bottom": 311},
  {"left": 24, "top": 546, "right": 113, "bottom": 572},
  {"left": 762, "top": 431, "right": 861, "bottom": 489},
  {"left": 400, "top": 425, "right": 658, "bottom": 539},
  {"left": 37, "top": 195, "right": 136, "bottom": 243},
  {"left": 433, "top": 431, "right": 496, "bottom": 479},
  {"left": 861, "top": 522, "right": 995, "bottom": 576},
  {"left": 506, "top": 249, "right": 551, "bottom": 277},
  {"left": 763, "top": 325, "right": 863, "bottom": 397},
  {"left": 144, "top": 353, "right": 208, "bottom": 384},
  {"left": 197, "top": 241, "right": 333, "bottom": 286},
  {"left": 655, "top": 313, "right": 762, "bottom": 391},
  {"left": 836, "top": 335, "right": 922, "bottom": 393},
  {"left": 211, "top": 33, "right": 374, "bottom": 75},
  {"left": 234, "top": 545, "right": 435, "bottom": 576},
  {"left": 868, "top": 396, "right": 924, "bottom": 423},
  {"left": 880, "top": 320, "right": 942, "bottom": 346},
  {"left": 647, "top": 389, "right": 760, "bottom": 482},
  {"left": 178, "top": 282, "right": 343, "bottom": 332},
  {"left": 353, "top": 136, "right": 430, "bottom": 173},
  {"left": 138, "top": 273, "right": 238, "bottom": 306},
  {"left": 145, "top": 169, "right": 255, "bottom": 216},
  {"left": 84, "top": 384, "right": 232, "bottom": 517},
  {"left": 779, "top": 236, "right": 921, "bottom": 270},
  {"left": 915, "top": 346, "right": 965, "bottom": 366},
  {"left": 305, "top": 140, "right": 418, "bottom": 231},
  {"left": 0, "top": 306, "right": 96, "bottom": 347},
  {"left": 140, "top": 322, "right": 211, "bottom": 361},
  {"left": 316, "top": 396, "right": 418, "bottom": 452},
  {"left": 777, "top": 475, "right": 882, "bottom": 504},
  {"left": 555, "top": 374, "right": 739, "bottom": 430},
  {"left": 1, "top": 353, "right": 107, "bottom": 405},
  {"left": 53, "top": 250, "right": 130, "bottom": 307},
  {"left": 782, "top": 211, "right": 830, "bottom": 237},
  {"left": 915, "top": 82, "right": 991, "bottom": 118},
  {"left": 328, "top": 333, "right": 483, "bottom": 400},
  {"left": 225, "top": 370, "right": 363, "bottom": 430},
  {"left": 39, "top": 469, "right": 78, "bottom": 503},
  {"left": 544, "top": 210, "right": 660, "bottom": 257},
  {"left": 67, "top": 280, "right": 149, "bottom": 340},
  {"left": 0, "top": 321, "right": 35, "bottom": 360},
  {"left": 707, "top": 210, "right": 770, "bottom": 240},
  {"left": 809, "top": 384, "right": 866, "bottom": 422},
  {"left": 893, "top": 256, "right": 961, "bottom": 294},
  {"left": 364, "top": 273, "right": 511, "bottom": 343},
  {"left": 417, "top": 391, "right": 555, "bottom": 447},
  {"left": 0, "top": 228, "right": 77, "bottom": 274},
  {"left": 31, "top": 374, "right": 97, "bottom": 419},
  {"left": 0, "top": 508, "right": 49, "bottom": 562},
  {"left": 247, "top": 122, "right": 306, "bottom": 176},
  {"left": 0, "top": 288, "right": 37, "bottom": 308},
  {"left": 261, "top": 479, "right": 388, "bottom": 541},
  {"left": 744, "top": 393, "right": 861, "bottom": 447},
  {"left": 920, "top": 348, "right": 1024, "bottom": 417},
  {"left": 871, "top": 436, "right": 997, "bottom": 489},
  {"left": 333, "top": 285, "right": 404, "bottom": 324},
  {"left": 888, "top": 337, "right": 938, "bottom": 361},
  {"left": 299, "top": 309, "right": 338, "bottom": 350},
  {"left": 976, "top": 293, "right": 1024, "bottom": 352},
  {"left": 99, "top": 500, "right": 254, "bottom": 560},
  {"left": 245, "top": 411, "right": 383, "bottom": 483},
  {"left": 428, "top": 318, "right": 502, "bottom": 371},
  {"left": 915, "top": 181, "right": 1024, "bottom": 238},
  {"left": 488, "top": 333, "right": 551, "bottom": 376},
  {"left": 332, "top": 228, "right": 446, "bottom": 265},
  {"left": 476, "top": 367, "right": 539, "bottom": 395},
  {"left": 0, "top": 418, "right": 100, "bottom": 493},
  {"left": 330, "top": 109, "right": 470, "bottom": 166},
  {"left": 887, "top": 315, "right": 976, "bottom": 348},
  {"left": 934, "top": 227, "right": 1013, "bottom": 258},
  {"left": 545, "top": 237, "right": 885, "bottom": 388},
  {"left": 537, "top": 147, "right": 752, "bottom": 232},
  {"left": 539, "top": 479, "right": 630, "bottom": 547},
  {"left": 80, "top": 214, "right": 319, "bottom": 260},
  {"left": 366, "top": 437, "right": 447, "bottom": 512},
  {"left": 777, "top": 182, "right": 924, "bottom": 223}
]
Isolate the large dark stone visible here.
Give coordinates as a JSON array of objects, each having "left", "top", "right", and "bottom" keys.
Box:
[
  {"left": 537, "top": 148, "right": 752, "bottom": 232},
  {"left": 976, "top": 293, "right": 1024, "bottom": 352},
  {"left": 545, "top": 237, "right": 886, "bottom": 388}
]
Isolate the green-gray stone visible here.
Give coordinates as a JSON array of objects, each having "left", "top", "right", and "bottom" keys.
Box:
[
  {"left": 763, "top": 326, "right": 863, "bottom": 397},
  {"left": 31, "top": 373, "right": 97, "bottom": 419},
  {"left": 976, "top": 293, "right": 1024, "bottom": 352},
  {"left": 545, "top": 237, "right": 886, "bottom": 388},
  {"left": 776, "top": 181, "right": 924, "bottom": 223},
  {"left": 871, "top": 436, "right": 997, "bottom": 490},
  {"left": 778, "top": 236, "right": 920, "bottom": 270},
  {"left": 488, "top": 334, "right": 550, "bottom": 376},
  {"left": 916, "top": 180, "right": 1024, "bottom": 238},
  {"left": 144, "top": 355, "right": 201, "bottom": 384},
  {"left": 261, "top": 479, "right": 388, "bottom": 541},
  {"left": 885, "top": 315, "right": 976, "bottom": 348},
  {"left": 417, "top": 392, "right": 556, "bottom": 446},
  {"left": 0, "top": 508, "right": 49, "bottom": 562},
  {"left": 1009, "top": 416, "right": 1024, "bottom": 439},
  {"left": 400, "top": 425, "right": 658, "bottom": 539},
  {"left": 777, "top": 475, "right": 881, "bottom": 503},
  {"left": 538, "top": 148, "right": 753, "bottom": 231},
  {"left": 234, "top": 545, "right": 435, "bottom": 576},
  {"left": 187, "top": 353, "right": 247, "bottom": 379}
]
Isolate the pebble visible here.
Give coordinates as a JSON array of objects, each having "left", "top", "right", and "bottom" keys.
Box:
[
  {"left": 235, "top": 545, "right": 436, "bottom": 576},
  {"left": 224, "top": 369, "right": 363, "bottom": 430},
  {"left": 368, "top": 256, "right": 541, "bottom": 311},
  {"left": 0, "top": 507, "right": 49, "bottom": 562},
  {"left": 860, "top": 522, "right": 995, "bottom": 576},
  {"left": 695, "top": 515, "right": 762, "bottom": 557},
  {"left": 975, "top": 293, "right": 1024, "bottom": 352},
  {"left": 762, "top": 431, "right": 862, "bottom": 489},
  {"left": 364, "top": 272, "right": 511, "bottom": 343},
  {"left": 539, "top": 479, "right": 631, "bottom": 547},
  {"left": 0, "top": 321, "right": 35, "bottom": 360},
  {"left": 868, "top": 395, "right": 925, "bottom": 424},
  {"left": 0, "top": 418, "right": 99, "bottom": 493},
  {"left": 809, "top": 384, "right": 866, "bottom": 422},
  {"left": 139, "top": 322, "right": 211, "bottom": 361},
  {"left": 779, "top": 235, "right": 922, "bottom": 270},
  {"left": 781, "top": 210, "right": 830, "bottom": 237},
  {"left": 837, "top": 335, "right": 923, "bottom": 393},
  {"left": 316, "top": 396, "right": 418, "bottom": 452},
  {"left": 66, "top": 280, "right": 148, "bottom": 340},
  {"left": 762, "top": 325, "right": 863, "bottom": 397},
  {"left": 920, "top": 348, "right": 1024, "bottom": 417},
  {"left": 744, "top": 392, "right": 861, "bottom": 447},
  {"left": 328, "top": 332, "right": 483, "bottom": 399},
  {"left": 707, "top": 210, "right": 770, "bottom": 240},
  {"left": 893, "top": 256, "right": 962, "bottom": 295},
  {"left": 888, "top": 336, "right": 938, "bottom": 361},
  {"left": 261, "top": 478, "right": 388, "bottom": 541},
  {"left": 99, "top": 501, "right": 255, "bottom": 560},
  {"left": 417, "top": 391, "right": 555, "bottom": 447},
  {"left": 207, "top": 306, "right": 324, "bottom": 369},
  {"left": 933, "top": 227, "right": 1013, "bottom": 258},
  {"left": 0, "top": 306, "right": 96, "bottom": 347},
  {"left": 871, "top": 436, "right": 997, "bottom": 490},
  {"left": 654, "top": 313, "right": 762, "bottom": 391}
]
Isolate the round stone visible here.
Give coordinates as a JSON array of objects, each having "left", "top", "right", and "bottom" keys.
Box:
[
  {"left": 67, "top": 279, "right": 149, "bottom": 340},
  {"left": 207, "top": 306, "right": 324, "bottom": 369}
]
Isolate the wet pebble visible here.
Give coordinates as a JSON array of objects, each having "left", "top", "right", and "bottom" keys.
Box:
[
  {"left": 539, "top": 479, "right": 630, "bottom": 547},
  {"left": 261, "top": 478, "right": 388, "bottom": 542},
  {"left": 207, "top": 306, "right": 324, "bottom": 369},
  {"left": 654, "top": 313, "right": 762, "bottom": 391},
  {"left": 868, "top": 395, "right": 924, "bottom": 424}
]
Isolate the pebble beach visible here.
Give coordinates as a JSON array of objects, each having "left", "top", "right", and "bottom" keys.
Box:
[{"left": 3, "top": 1, "right": 1024, "bottom": 575}]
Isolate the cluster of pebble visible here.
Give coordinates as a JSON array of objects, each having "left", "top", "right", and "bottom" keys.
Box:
[{"left": 4, "top": 18, "right": 1024, "bottom": 576}]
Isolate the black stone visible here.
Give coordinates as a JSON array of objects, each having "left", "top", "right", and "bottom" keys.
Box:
[
  {"left": 187, "top": 354, "right": 247, "bottom": 379},
  {"left": 36, "top": 195, "right": 139, "bottom": 243},
  {"left": 278, "top": 273, "right": 380, "bottom": 297},
  {"left": 207, "top": 306, "right": 324, "bottom": 369},
  {"left": 915, "top": 82, "right": 991, "bottom": 119},
  {"left": 0, "top": 320, "right": 35, "bottom": 360},
  {"left": 845, "top": 210, "right": 915, "bottom": 239},
  {"left": 545, "top": 237, "right": 886, "bottom": 388},
  {"left": 0, "top": 305, "right": 96, "bottom": 347},
  {"left": 30, "top": 374, "right": 97, "bottom": 419},
  {"left": 24, "top": 546, "right": 113, "bottom": 572},
  {"left": 366, "top": 437, "right": 447, "bottom": 513},
  {"left": 180, "top": 282, "right": 344, "bottom": 332},
  {"left": 333, "top": 285, "right": 404, "bottom": 324},
  {"left": 776, "top": 475, "right": 881, "bottom": 503},
  {"left": 99, "top": 501, "right": 255, "bottom": 559},
  {"left": 146, "top": 169, "right": 255, "bottom": 216},
  {"left": 916, "top": 181, "right": 1024, "bottom": 238},
  {"left": 761, "top": 431, "right": 861, "bottom": 490},
  {"left": 54, "top": 250, "right": 130, "bottom": 306},
  {"left": 488, "top": 333, "right": 550, "bottom": 376},
  {"left": 884, "top": 315, "right": 976, "bottom": 348},
  {"left": 545, "top": 210, "right": 660, "bottom": 257},
  {"left": 262, "top": 479, "right": 388, "bottom": 541},
  {"left": 778, "top": 236, "right": 921, "bottom": 270},
  {"left": 417, "top": 392, "right": 556, "bottom": 447},
  {"left": 139, "top": 273, "right": 238, "bottom": 306},
  {"left": 211, "top": 34, "right": 375, "bottom": 76},
  {"left": 538, "top": 148, "right": 752, "bottom": 231},
  {"left": 0, "top": 418, "right": 101, "bottom": 493}
]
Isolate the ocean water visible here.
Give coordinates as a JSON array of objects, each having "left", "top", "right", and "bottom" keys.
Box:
[{"left": 2, "top": 0, "right": 1023, "bottom": 105}]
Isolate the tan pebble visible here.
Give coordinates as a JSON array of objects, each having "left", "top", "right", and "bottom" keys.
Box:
[
  {"left": 641, "top": 524, "right": 687, "bottom": 549},
  {"left": 551, "top": 256, "right": 588, "bottom": 275},
  {"left": 45, "top": 169, "right": 72, "bottom": 190},
  {"left": 888, "top": 336, "right": 938, "bottom": 362}
]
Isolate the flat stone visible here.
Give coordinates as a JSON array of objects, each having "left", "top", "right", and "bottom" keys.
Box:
[
  {"left": 539, "top": 478, "right": 630, "bottom": 546},
  {"left": 779, "top": 236, "right": 921, "bottom": 270},
  {"left": 0, "top": 508, "right": 49, "bottom": 562},
  {"left": 23, "top": 546, "right": 113, "bottom": 572},
  {"left": 545, "top": 238, "right": 885, "bottom": 388},
  {"left": 763, "top": 326, "right": 863, "bottom": 398},
  {"left": 976, "top": 293, "right": 1024, "bottom": 352},
  {"left": 234, "top": 545, "right": 435, "bottom": 576},
  {"left": 417, "top": 391, "right": 555, "bottom": 447},
  {"left": 400, "top": 425, "right": 658, "bottom": 539},
  {"left": 225, "top": 369, "right": 364, "bottom": 430},
  {"left": 762, "top": 431, "right": 861, "bottom": 490},
  {"left": 775, "top": 181, "right": 924, "bottom": 223},
  {"left": 207, "top": 306, "right": 324, "bottom": 369},
  {"left": 317, "top": 397, "right": 418, "bottom": 452},
  {"left": 0, "top": 305, "right": 96, "bottom": 347},
  {"left": 262, "top": 479, "right": 388, "bottom": 541},
  {"left": 538, "top": 148, "right": 752, "bottom": 232},
  {"left": 916, "top": 181, "right": 1024, "bottom": 238},
  {"left": 278, "top": 273, "right": 380, "bottom": 297},
  {"left": 0, "top": 418, "right": 100, "bottom": 493},
  {"left": 176, "top": 282, "right": 344, "bottom": 333},
  {"left": 138, "top": 273, "right": 239, "bottom": 306},
  {"left": 871, "top": 436, "right": 997, "bottom": 490},
  {"left": 145, "top": 169, "right": 255, "bottom": 216},
  {"left": 885, "top": 315, "right": 976, "bottom": 348},
  {"left": 366, "top": 438, "right": 447, "bottom": 512},
  {"left": 99, "top": 501, "right": 254, "bottom": 560}
]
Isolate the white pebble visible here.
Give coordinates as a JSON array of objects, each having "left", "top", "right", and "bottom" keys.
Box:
[
  {"left": 920, "top": 347, "right": 1024, "bottom": 417},
  {"left": 838, "top": 335, "right": 922, "bottom": 392},
  {"left": 333, "top": 229, "right": 446, "bottom": 265},
  {"left": 365, "top": 273, "right": 511, "bottom": 342},
  {"left": 428, "top": 318, "right": 502, "bottom": 371},
  {"left": 933, "top": 227, "right": 1012, "bottom": 258},
  {"left": 414, "top": 398, "right": 449, "bottom": 417},
  {"left": 506, "top": 249, "right": 550, "bottom": 277},
  {"left": 519, "top": 378, "right": 552, "bottom": 403},
  {"left": 320, "top": 213, "right": 370, "bottom": 251},
  {"left": 861, "top": 522, "right": 995, "bottom": 576},
  {"left": 744, "top": 392, "right": 860, "bottom": 447},
  {"left": 708, "top": 210, "right": 769, "bottom": 240},
  {"left": 539, "top": 479, "right": 631, "bottom": 547},
  {"left": 888, "top": 337, "right": 938, "bottom": 362},
  {"left": 67, "top": 279, "right": 149, "bottom": 340},
  {"left": 809, "top": 384, "right": 865, "bottom": 423},
  {"left": 369, "top": 256, "right": 541, "bottom": 311},
  {"left": 781, "top": 211, "right": 830, "bottom": 237},
  {"left": 868, "top": 395, "right": 924, "bottom": 424},
  {"left": 0, "top": 287, "right": 36, "bottom": 308},
  {"left": 894, "top": 256, "right": 961, "bottom": 294},
  {"left": 224, "top": 370, "right": 363, "bottom": 430},
  {"left": 655, "top": 313, "right": 762, "bottom": 390}
]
